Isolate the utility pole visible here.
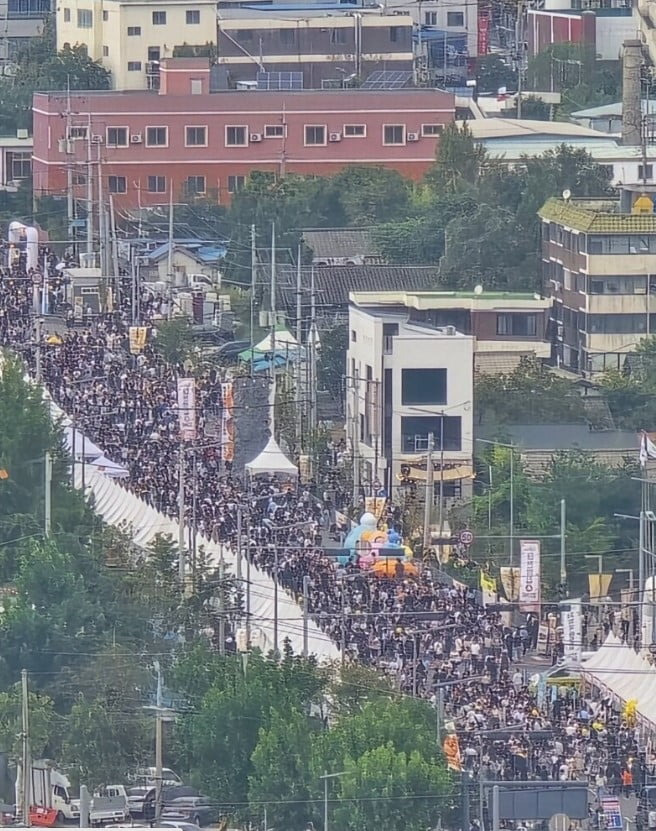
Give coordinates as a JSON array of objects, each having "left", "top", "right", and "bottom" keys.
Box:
[
  {"left": 236, "top": 505, "right": 242, "bottom": 585},
  {"left": 44, "top": 452, "right": 52, "bottom": 539},
  {"left": 250, "top": 224, "right": 256, "bottom": 376},
  {"left": 218, "top": 553, "right": 226, "bottom": 656},
  {"left": 351, "top": 372, "right": 360, "bottom": 505},
  {"left": 21, "top": 669, "right": 30, "bottom": 828},
  {"left": 167, "top": 188, "right": 174, "bottom": 318},
  {"left": 65, "top": 81, "right": 75, "bottom": 256},
  {"left": 309, "top": 265, "right": 317, "bottom": 439},
  {"left": 109, "top": 194, "right": 120, "bottom": 307},
  {"left": 270, "top": 222, "right": 276, "bottom": 381},
  {"left": 560, "top": 498, "right": 567, "bottom": 591},
  {"left": 34, "top": 317, "right": 42, "bottom": 384},
  {"left": 86, "top": 115, "right": 93, "bottom": 255},
  {"left": 509, "top": 445, "right": 515, "bottom": 566},
  {"left": 273, "top": 547, "right": 279, "bottom": 656},
  {"left": 438, "top": 416, "right": 445, "bottom": 560},
  {"left": 154, "top": 661, "right": 163, "bottom": 822},
  {"left": 295, "top": 246, "right": 303, "bottom": 452},
  {"left": 302, "top": 575, "right": 310, "bottom": 658},
  {"left": 178, "top": 448, "right": 185, "bottom": 589},
  {"left": 516, "top": 0, "right": 524, "bottom": 119},
  {"left": 422, "top": 433, "right": 434, "bottom": 556}
]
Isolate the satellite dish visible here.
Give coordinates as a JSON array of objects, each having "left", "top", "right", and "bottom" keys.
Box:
[
  {"left": 474, "top": 285, "right": 483, "bottom": 295},
  {"left": 562, "top": 188, "right": 571, "bottom": 201}
]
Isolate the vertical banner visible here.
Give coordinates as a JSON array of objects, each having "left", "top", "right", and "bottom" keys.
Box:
[
  {"left": 519, "top": 539, "right": 541, "bottom": 612},
  {"left": 129, "top": 326, "right": 148, "bottom": 355},
  {"left": 477, "top": 9, "right": 490, "bottom": 56},
  {"left": 480, "top": 572, "right": 497, "bottom": 607},
  {"left": 177, "top": 377, "right": 197, "bottom": 441},
  {"left": 221, "top": 381, "right": 235, "bottom": 463},
  {"left": 500, "top": 566, "right": 521, "bottom": 601},
  {"left": 561, "top": 598, "right": 582, "bottom": 663}
]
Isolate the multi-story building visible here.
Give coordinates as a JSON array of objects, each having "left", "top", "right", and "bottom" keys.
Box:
[
  {"left": 540, "top": 187, "right": 656, "bottom": 377},
  {"left": 1, "top": 0, "right": 50, "bottom": 56},
  {"left": 32, "top": 59, "right": 455, "bottom": 207},
  {"left": 216, "top": 7, "right": 413, "bottom": 88},
  {"left": 0, "top": 132, "right": 32, "bottom": 189},
  {"left": 56, "top": 0, "right": 217, "bottom": 90},
  {"left": 347, "top": 295, "right": 474, "bottom": 509},
  {"left": 349, "top": 290, "right": 552, "bottom": 373}
]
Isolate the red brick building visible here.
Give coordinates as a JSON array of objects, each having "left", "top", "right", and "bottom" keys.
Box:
[{"left": 32, "top": 58, "right": 455, "bottom": 208}]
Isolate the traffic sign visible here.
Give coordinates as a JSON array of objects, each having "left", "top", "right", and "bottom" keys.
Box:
[{"left": 459, "top": 529, "right": 475, "bottom": 547}]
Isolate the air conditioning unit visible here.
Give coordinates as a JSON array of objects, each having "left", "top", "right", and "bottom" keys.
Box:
[
  {"left": 407, "top": 132, "right": 420, "bottom": 141},
  {"left": 249, "top": 132, "right": 262, "bottom": 142},
  {"left": 130, "top": 134, "right": 142, "bottom": 143},
  {"left": 91, "top": 135, "right": 103, "bottom": 144},
  {"left": 329, "top": 132, "right": 342, "bottom": 142}
]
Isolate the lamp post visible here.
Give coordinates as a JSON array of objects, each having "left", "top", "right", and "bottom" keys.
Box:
[{"left": 319, "top": 770, "right": 346, "bottom": 831}]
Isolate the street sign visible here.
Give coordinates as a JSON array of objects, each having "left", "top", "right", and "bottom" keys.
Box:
[
  {"left": 600, "top": 796, "right": 623, "bottom": 830},
  {"left": 459, "top": 529, "right": 475, "bottom": 547}
]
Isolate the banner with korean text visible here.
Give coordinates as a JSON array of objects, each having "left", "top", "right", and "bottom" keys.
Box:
[
  {"left": 561, "top": 598, "right": 582, "bottom": 662},
  {"left": 177, "top": 377, "right": 197, "bottom": 441},
  {"left": 519, "top": 539, "right": 541, "bottom": 612},
  {"left": 221, "top": 381, "right": 235, "bottom": 463}
]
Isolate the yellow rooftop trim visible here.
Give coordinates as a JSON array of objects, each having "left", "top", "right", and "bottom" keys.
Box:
[
  {"left": 539, "top": 197, "right": 656, "bottom": 232},
  {"left": 349, "top": 290, "right": 552, "bottom": 309}
]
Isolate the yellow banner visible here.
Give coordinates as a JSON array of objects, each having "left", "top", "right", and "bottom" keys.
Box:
[
  {"left": 129, "top": 326, "right": 148, "bottom": 355},
  {"left": 442, "top": 734, "right": 462, "bottom": 772}
]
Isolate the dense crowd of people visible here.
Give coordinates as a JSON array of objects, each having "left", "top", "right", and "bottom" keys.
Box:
[{"left": 0, "top": 243, "right": 650, "bottom": 827}]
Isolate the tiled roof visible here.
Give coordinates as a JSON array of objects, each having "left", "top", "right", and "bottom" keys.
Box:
[
  {"left": 277, "top": 265, "right": 441, "bottom": 310},
  {"left": 302, "top": 228, "right": 377, "bottom": 259},
  {"left": 539, "top": 197, "right": 656, "bottom": 232}
]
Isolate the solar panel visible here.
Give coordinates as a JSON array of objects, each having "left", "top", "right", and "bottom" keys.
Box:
[
  {"left": 361, "top": 70, "right": 414, "bottom": 89},
  {"left": 256, "top": 71, "right": 303, "bottom": 90}
]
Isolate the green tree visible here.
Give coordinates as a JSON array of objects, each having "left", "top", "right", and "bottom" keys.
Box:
[
  {"left": 0, "top": 684, "right": 55, "bottom": 757},
  {"left": 331, "top": 167, "right": 411, "bottom": 225},
  {"left": 317, "top": 324, "right": 348, "bottom": 392},
  {"left": 152, "top": 318, "right": 194, "bottom": 366},
  {"left": 425, "top": 122, "right": 486, "bottom": 193},
  {"left": 476, "top": 54, "right": 517, "bottom": 94}
]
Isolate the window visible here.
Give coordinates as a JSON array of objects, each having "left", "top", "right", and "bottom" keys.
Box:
[
  {"left": 147, "top": 175, "right": 166, "bottom": 193},
  {"left": 147, "top": 46, "right": 160, "bottom": 60},
  {"left": 331, "top": 27, "right": 346, "bottom": 43},
  {"left": 77, "top": 8, "right": 92, "bottom": 27},
  {"left": 383, "top": 124, "right": 405, "bottom": 145},
  {"left": 383, "top": 322, "right": 398, "bottom": 354},
  {"left": 152, "top": 10, "right": 166, "bottom": 24},
  {"left": 8, "top": 0, "right": 49, "bottom": 16},
  {"left": 639, "top": 164, "right": 654, "bottom": 180},
  {"left": 63, "top": 7, "right": 70, "bottom": 20},
  {"left": 265, "top": 124, "right": 285, "bottom": 138},
  {"left": 108, "top": 175, "right": 127, "bottom": 194},
  {"left": 279, "top": 27, "right": 295, "bottom": 44},
  {"left": 344, "top": 124, "right": 365, "bottom": 137},
  {"left": 447, "top": 10, "right": 464, "bottom": 25},
  {"left": 185, "top": 125, "right": 207, "bottom": 146},
  {"left": 228, "top": 175, "right": 245, "bottom": 193},
  {"left": 106, "top": 127, "right": 128, "bottom": 147},
  {"left": 73, "top": 172, "right": 86, "bottom": 185},
  {"left": 127, "top": 61, "right": 142, "bottom": 71},
  {"left": 102, "top": 45, "right": 109, "bottom": 56},
  {"left": 424, "top": 10, "right": 437, "bottom": 24},
  {"left": 186, "top": 8, "right": 200, "bottom": 22},
  {"left": 496, "top": 313, "right": 538, "bottom": 337},
  {"left": 185, "top": 175, "right": 206, "bottom": 195},
  {"left": 401, "top": 368, "right": 447, "bottom": 405},
  {"left": 389, "top": 25, "right": 399, "bottom": 41},
  {"left": 127, "top": 25, "right": 141, "bottom": 35},
  {"left": 9, "top": 152, "right": 30, "bottom": 179},
  {"left": 225, "top": 125, "right": 247, "bottom": 146},
  {"left": 588, "top": 314, "right": 648, "bottom": 335},
  {"left": 305, "top": 125, "right": 326, "bottom": 145},
  {"left": 236, "top": 28, "right": 252, "bottom": 40},
  {"left": 588, "top": 276, "right": 647, "bottom": 295},
  {"left": 146, "top": 126, "right": 167, "bottom": 146},
  {"left": 68, "top": 125, "right": 88, "bottom": 140},
  {"left": 351, "top": 330, "right": 357, "bottom": 342},
  {"left": 102, "top": 9, "right": 107, "bottom": 19},
  {"left": 400, "top": 415, "right": 462, "bottom": 453},
  {"left": 422, "top": 123, "right": 443, "bottom": 136},
  {"left": 190, "top": 79, "right": 203, "bottom": 94}
]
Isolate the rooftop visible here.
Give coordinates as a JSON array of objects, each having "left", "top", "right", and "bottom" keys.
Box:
[
  {"left": 539, "top": 197, "right": 656, "bottom": 232},
  {"left": 349, "top": 289, "right": 552, "bottom": 310},
  {"left": 478, "top": 423, "right": 638, "bottom": 452},
  {"left": 570, "top": 100, "right": 656, "bottom": 119},
  {"left": 463, "top": 117, "right": 608, "bottom": 141},
  {"left": 302, "top": 227, "right": 377, "bottom": 260},
  {"left": 276, "top": 265, "right": 441, "bottom": 310},
  {"left": 480, "top": 136, "right": 656, "bottom": 162}
]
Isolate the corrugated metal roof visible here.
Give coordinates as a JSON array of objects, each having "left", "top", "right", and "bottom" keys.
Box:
[{"left": 302, "top": 227, "right": 376, "bottom": 259}]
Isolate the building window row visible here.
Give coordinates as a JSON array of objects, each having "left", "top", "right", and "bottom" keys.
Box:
[
  {"left": 97, "top": 123, "right": 442, "bottom": 148},
  {"left": 547, "top": 224, "right": 656, "bottom": 255},
  {"left": 103, "top": 174, "right": 246, "bottom": 196}
]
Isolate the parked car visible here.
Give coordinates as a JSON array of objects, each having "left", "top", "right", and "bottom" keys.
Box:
[
  {"left": 160, "top": 820, "right": 202, "bottom": 831},
  {"left": 126, "top": 786, "right": 155, "bottom": 819},
  {"left": 162, "top": 796, "right": 219, "bottom": 827},
  {"left": 133, "top": 766, "right": 184, "bottom": 787}
]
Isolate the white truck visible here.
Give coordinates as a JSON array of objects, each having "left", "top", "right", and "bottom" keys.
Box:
[
  {"left": 16, "top": 759, "right": 80, "bottom": 822},
  {"left": 85, "top": 785, "right": 130, "bottom": 825}
]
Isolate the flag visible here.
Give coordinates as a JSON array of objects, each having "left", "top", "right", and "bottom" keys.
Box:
[
  {"left": 177, "top": 377, "right": 197, "bottom": 441},
  {"left": 519, "top": 539, "right": 541, "bottom": 612},
  {"left": 442, "top": 734, "right": 462, "bottom": 771},
  {"left": 640, "top": 431, "right": 656, "bottom": 467},
  {"left": 480, "top": 572, "right": 497, "bottom": 607}
]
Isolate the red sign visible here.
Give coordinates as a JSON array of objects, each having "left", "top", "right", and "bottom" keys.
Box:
[{"left": 478, "top": 10, "right": 490, "bottom": 56}]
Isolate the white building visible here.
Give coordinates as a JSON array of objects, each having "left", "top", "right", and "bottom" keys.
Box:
[
  {"left": 56, "top": 0, "right": 217, "bottom": 90},
  {"left": 347, "top": 299, "right": 474, "bottom": 512}
]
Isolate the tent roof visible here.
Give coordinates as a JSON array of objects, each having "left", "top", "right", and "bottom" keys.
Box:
[
  {"left": 254, "top": 327, "right": 299, "bottom": 353},
  {"left": 88, "top": 455, "right": 129, "bottom": 478},
  {"left": 245, "top": 435, "right": 298, "bottom": 477}
]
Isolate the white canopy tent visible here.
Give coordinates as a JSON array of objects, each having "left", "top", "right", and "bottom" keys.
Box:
[
  {"left": 75, "top": 469, "right": 337, "bottom": 660},
  {"left": 86, "top": 455, "right": 129, "bottom": 478},
  {"left": 580, "top": 633, "right": 656, "bottom": 728},
  {"left": 63, "top": 426, "right": 104, "bottom": 461},
  {"left": 245, "top": 435, "right": 298, "bottom": 478}
]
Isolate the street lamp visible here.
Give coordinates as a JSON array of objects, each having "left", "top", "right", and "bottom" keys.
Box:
[{"left": 319, "top": 770, "right": 346, "bottom": 831}]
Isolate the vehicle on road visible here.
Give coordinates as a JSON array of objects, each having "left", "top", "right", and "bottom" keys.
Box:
[
  {"left": 133, "top": 767, "right": 183, "bottom": 787},
  {"left": 17, "top": 760, "right": 80, "bottom": 825},
  {"left": 161, "top": 796, "right": 219, "bottom": 827}
]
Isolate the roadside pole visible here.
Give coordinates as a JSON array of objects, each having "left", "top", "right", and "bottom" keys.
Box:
[{"left": 21, "top": 669, "right": 30, "bottom": 827}]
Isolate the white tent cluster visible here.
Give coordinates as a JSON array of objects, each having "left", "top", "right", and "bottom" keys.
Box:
[{"left": 580, "top": 632, "right": 656, "bottom": 728}]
